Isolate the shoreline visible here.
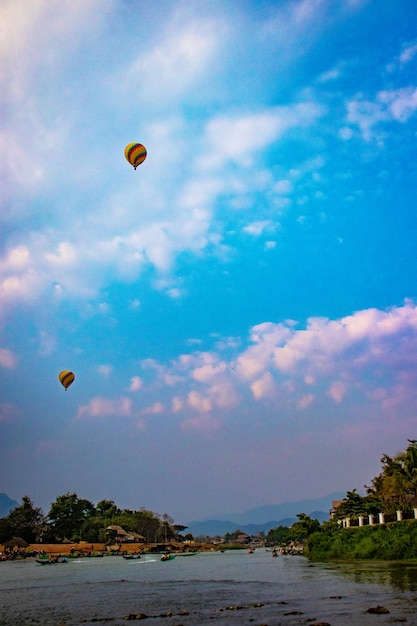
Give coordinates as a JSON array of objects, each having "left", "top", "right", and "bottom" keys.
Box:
[{"left": 0, "top": 541, "right": 225, "bottom": 559}]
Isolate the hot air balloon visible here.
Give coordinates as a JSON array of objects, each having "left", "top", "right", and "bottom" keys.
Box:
[
  {"left": 124, "top": 143, "right": 147, "bottom": 169},
  {"left": 59, "top": 370, "right": 75, "bottom": 390}
]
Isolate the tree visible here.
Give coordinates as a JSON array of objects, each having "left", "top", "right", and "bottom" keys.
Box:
[
  {"left": 366, "top": 441, "right": 417, "bottom": 513},
  {"left": 266, "top": 525, "right": 290, "bottom": 545},
  {"left": 1, "top": 496, "right": 47, "bottom": 543},
  {"left": 96, "top": 500, "right": 120, "bottom": 518},
  {"left": 160, "top": 513, "right": 175, "bottom": 543},
  {"left": 134, "top": 509, "right": 161, "bottom": 543},
  {"left": 48, "top": 493, "right": 96, "bottom": 541},
  {"left": 288, "top": 513, "right": 321, "bottom": 541},
  {"left": 333, "top": 489, "right": 382, "bottom": 519}
]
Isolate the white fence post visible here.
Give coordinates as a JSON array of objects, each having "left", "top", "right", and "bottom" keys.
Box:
[
  {"left": 396, "top": 510, "right": 403, "bottom": 521},
  {"left": 378, "top": 512, "right": 385, "bottom": 524}
]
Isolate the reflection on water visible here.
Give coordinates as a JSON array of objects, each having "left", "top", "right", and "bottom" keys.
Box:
[{"left": 324, "top": 561, "right": 417, "bottom": 592}]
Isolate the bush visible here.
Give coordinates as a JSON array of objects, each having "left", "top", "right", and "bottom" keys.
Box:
[{"left": 306, "top": 521, "right": 417, "bottom": 561}]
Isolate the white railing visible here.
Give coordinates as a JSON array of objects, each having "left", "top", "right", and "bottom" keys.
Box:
[{"left": 340, "top": 508, "right": 417, "bottom": 528}]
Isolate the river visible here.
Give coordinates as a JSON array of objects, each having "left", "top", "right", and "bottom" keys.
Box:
[{"left": 1, "top": 550, "right": 417, "bottom": 625}]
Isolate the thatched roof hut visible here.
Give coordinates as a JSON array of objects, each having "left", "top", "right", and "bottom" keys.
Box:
[{"left": 4, "top": 537, "right": 28, "bottom": 548}]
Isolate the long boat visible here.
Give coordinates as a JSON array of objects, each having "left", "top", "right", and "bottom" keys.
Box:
[
  {"left": 122, "top": 553, "right": 141, "bottom": 560},
  {"left": 36, "top": 557, "right": 67, "bottom": 564},
  {"left": 160, "top": 553, "right": 176, "bottom": 561}
]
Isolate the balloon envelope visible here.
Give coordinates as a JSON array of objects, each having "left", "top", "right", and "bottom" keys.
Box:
[
  {"left": 59, "top": 370, "right": 75, "bottom": 390},
  {"left": 124, "top": 143, "right": 147, "bottom": 169}
]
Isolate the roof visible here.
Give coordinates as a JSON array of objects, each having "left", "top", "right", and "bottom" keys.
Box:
[{"left": 106, "top": 525, "right": 145, "bottom": 540}]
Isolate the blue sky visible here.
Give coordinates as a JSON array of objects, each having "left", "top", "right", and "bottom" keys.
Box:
[{"left": 1, "top": 0, "right": 417, "bottom": 524}]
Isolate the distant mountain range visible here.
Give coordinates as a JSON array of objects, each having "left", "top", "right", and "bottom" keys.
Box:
[
  {"left": 184, "top": 492, "right": 344, "bottom": 537},
  {"left": 0, "top": 493, "right": 19, "bottom": 517}
]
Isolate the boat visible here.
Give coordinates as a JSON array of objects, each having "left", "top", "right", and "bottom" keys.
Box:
[
  {"left": 36, "top": 556, "right": 67, "bottom": 564},
  {"left": 122, "top": 553, "right": 141, "bottom": 560},
  {"left": 160, "top": 553, "right": 176, "bottom": 561}
]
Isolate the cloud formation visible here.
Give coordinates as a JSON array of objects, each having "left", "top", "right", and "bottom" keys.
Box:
[{"left": 1, "top": 0, "right": 416, "bottom": 520}]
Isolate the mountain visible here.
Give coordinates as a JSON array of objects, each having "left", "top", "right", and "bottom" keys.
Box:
[
  {"left": 203, "top": 492, "right": 344, "bottom": 525},
  {"left": 0, "top": 493, "right": 19, "bottom": 517},
  {"left": 183, "top": 518, "right": 295, "bottom": 537},
  {"left": 184, "top": 493, "right": 343, "bottom": 537}
]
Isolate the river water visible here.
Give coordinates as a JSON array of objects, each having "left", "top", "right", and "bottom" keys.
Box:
[{"left": 1, "top": 550, "right": 417, "bottom": 625}]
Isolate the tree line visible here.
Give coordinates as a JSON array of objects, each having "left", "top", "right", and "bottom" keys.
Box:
[{"left": 0, "top": 493, "right": 190, "bottom": 545}]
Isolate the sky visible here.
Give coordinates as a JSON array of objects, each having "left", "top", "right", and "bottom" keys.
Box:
[{"left": 1, "top": 0, "right": 417, "bottom": 525}]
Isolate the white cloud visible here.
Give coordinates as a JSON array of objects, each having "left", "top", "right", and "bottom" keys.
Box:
[
  {"left": 192, "top": 354, "right": 227, "bottom": 382},
  {"left": 142, "top": 402, "right": 164, "bottom": 415},
  {"left": 77, "top": 396, "right": 132, "bottom": 419},
  {"left": 297, "top": 393, "right": 314, "bottom": 409},
  {"left": 129, "top": 376, "right": 143, "bottom": 392},
  {"left": 327, "top": 381, "right": 347, "bottom": 404},
  {"left": 172, "top": 396, "right": 184, "bottom": 413},
  {"left": 207, "top": 381, "right": 239, "bottom": 409},
  {"left": 317, "top": 68, "right": 341, "bottom": 82},
  {"left": 243, "top": 221, "right": 273, "bottom": 236},
  {"left": 124, "top": 19, "right": 221, "bottom": 104},
  {"left": 142, "top": 301, "right": 417, "bottom": 420},
  {"left": 0, "top": 348, "right": 17, "bottom": 368},
  {"left": 97, "top": 365, "right": 113, "bottom": 377},
  {"left": 199, "top": 103, "right": 324, "bottom": 170},
  {"left": 0, "top": 0, "right": 107, "bottom": 95},
  {"left": 273, "top": 179, "right": 293, "bottom": 194},
  {"left": 347, "top": 87, "right": 417, "bottom": 141},
  {"left": 187, "top": 390, "right": 212, "bottom": 413},
  {"left": 399, "top": 42, "right": 417, "bottom": 65},
  {"left": 378, "top": 87, "right": 417, "bottom": 122},
  {"left": 251, "top": 372, "right": 275, "bottom": 400}
]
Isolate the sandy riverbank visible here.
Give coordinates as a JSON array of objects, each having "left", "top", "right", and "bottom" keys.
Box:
[{"left": 0, "top": 541, "right": 209, "bottom": 557}]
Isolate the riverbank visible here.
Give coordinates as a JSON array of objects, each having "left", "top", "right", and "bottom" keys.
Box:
[
  {"left": 306, "top": 520, "right": 417, "bottom": 561},
  {"left": 0, "top": 540, "right": 226, "bottom": 559}
]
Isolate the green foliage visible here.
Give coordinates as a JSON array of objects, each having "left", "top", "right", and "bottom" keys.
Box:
[
  {"left": 0, "top": 492, "right": 179, "bottom": 545},
  {"left": 266, "top": 525, "right": 290, "bottom": 545},
  {"left": 306, "top": 521, "right": 417, "bottom": 561},
  {"left": 366, "top": 440, "right": 417, "bottom": 514},
  {"left": 48, "top": 493, "right": 96, "bottom": 541},
  {"left": 288, "top": 513, "right": 321, "bottom": 541},
  {"left": 0, "top": 496, "right": 47, "bottom": 543},
  {"left": 333, "top": 490, "right": 383, "bottom": 519}
]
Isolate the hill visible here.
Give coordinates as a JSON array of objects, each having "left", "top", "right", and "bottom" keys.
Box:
[
  {"left": 0, "top": 493, "right": 19, "bottom": 517},
  {"left": 184, "top": 494, "right": 342, "bottom": 537}
]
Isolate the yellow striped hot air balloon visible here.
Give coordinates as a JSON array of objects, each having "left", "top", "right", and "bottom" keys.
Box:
[
  {"left": 124, "top": 143, "right": 147, "bottom": 169},
  {"left": 58, "top": 370, "right": 75, "bottom": 390}
]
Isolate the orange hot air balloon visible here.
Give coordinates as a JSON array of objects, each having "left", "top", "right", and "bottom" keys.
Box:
[
  {"left": 59, "top": 370, "right": 75, "bottom": 390},
  {"left": 124, "top": 143, "right": 147, "bottom": 169}
]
